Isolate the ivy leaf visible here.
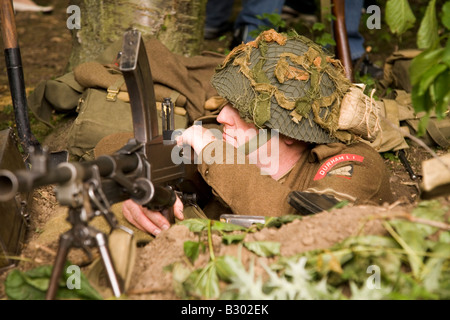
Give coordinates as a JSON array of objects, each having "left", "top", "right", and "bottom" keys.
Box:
[
  {"left": 417, "top": 0, "right": 438, "bottom": 49},
  {"left": 243, "top": 241, "right": 281, "bottom": 257},
  {"left": 385, "top": 0, "right": 416, "bottom": 36}
]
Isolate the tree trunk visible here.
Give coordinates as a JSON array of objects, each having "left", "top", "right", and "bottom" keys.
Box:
[{"left": 67, "top": 0, "right": 207, "bottom": 69}]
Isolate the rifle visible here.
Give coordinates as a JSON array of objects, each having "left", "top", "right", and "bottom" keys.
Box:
[{"left": 0, "top": 29, "right": 210, "bottom": 299}]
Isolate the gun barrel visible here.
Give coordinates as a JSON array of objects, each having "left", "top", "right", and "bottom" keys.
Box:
[
  {"left": 0, "top": 169, "right": 20, "bottom": 201},
  {"left": 0, "top": 153, "right": 141, "bottom": 202}
]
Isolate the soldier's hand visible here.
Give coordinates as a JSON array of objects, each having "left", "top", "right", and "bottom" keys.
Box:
[
  {"left": 122, "top": 196, "right": 184, "bottom": 236},
  {"left": 176, "top": 125, "right": 217, "bottom": 155}
]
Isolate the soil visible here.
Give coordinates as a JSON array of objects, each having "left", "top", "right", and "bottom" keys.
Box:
[{"left": 0, "top": 0, "right": 449, "bottom": 301}]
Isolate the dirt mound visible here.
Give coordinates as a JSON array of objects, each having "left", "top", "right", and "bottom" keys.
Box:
[{"left": 125, "top": 203, "right": 406, "bottom": 300}]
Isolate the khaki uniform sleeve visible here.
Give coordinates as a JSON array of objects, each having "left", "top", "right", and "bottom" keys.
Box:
[
  {"left": 304, "top": 143, "right": 394, "bottom": 205},
  {"left": 197, "top": 141, "right": 297, "bottom": 217}
]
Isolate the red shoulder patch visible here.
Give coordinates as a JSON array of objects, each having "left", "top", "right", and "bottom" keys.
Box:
[{"left": 313, "top": 154, "right": 364, "bottom": 181}]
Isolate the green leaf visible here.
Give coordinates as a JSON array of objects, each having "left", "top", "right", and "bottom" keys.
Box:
[
  {"left": 442, "top": 38, "right": 450, "bottom": 67},
  {"left": 412, "top": 200, "right": 448, "bottom": 234},
  {"left": 5, "top": 264, "right": 102, "bottom": 300},
  {"left": 215, "top": 255, "right": 241, "bottom": 282},
  {"left": 389, "top": 273, "right": 439, "bottom": 299},
  {"left": 222, "top": 233, "right": 246, "bottom": 245},
  {"left": 191, "top": 262, "right": 220, "bottom": 299},
  {"left": 60, "top": 265, "right": 103, "bottom": 300},
  {"left": 411, "top": 84, "right": 428, "bottom": 116},
  {"left": 435, "top": 91, "right": 450, "bottom": 118},
  {"left": 184, "top": 240, "right": 203, "bottom": 263},
  {"left": 315, "top": 32, "right": 336, "bottom": 47},
  {"left": 417, "top": 0, "right": 438, "bottom": 49},
  {"left": 5, "top": 270, "right": 46, "bottom": 300},
  {"left": 442, "top": 1, "right": 450, "bottom": 29},
  {"left": 212, "top": 220, "right": 246, "bottom": 232},
  {"left": 385, "top": 0, "right": 416, "bottom": 35},
  {"left": 439, "top": 231, "right": 450, "bottom": 243},
  {"left": 421, "top": 242, "right": 450, "bottom": 292},
  {"left": 410, "top": 48, "right": 444, "bottom": 86},
  {"left": 417, "top": 64, "right": 447, "bottom": 96},
  {"left": 433, "top": 69, "right": 450, "bottom": 103},
  {"left": 383, "top": 221, "right": 424, "bottom": 279},
  {"left": 178, "top": 219, "right": 209, "bottom": 233},
  {"left": 243, "top": 241, "right": 281, "bottom": 257},
  {"left": 417, "top": 113, "right": 431, "bottom": 137},
  {"left": 264, "top": 215, "right": 302, "bottom": 228},
  {"left": 312, "top": 22, "right": 325, "bottom": 31},
  {"left": 324, "top": 13, "right": 336, "bottom": 21},
  {"left": 171, "top": 262, "right": 192, "bottom": 299}
]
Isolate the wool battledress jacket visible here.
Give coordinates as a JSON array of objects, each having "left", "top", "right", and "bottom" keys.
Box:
[{"left": 197, "top": 140, "right": 395, "bottom": 219}]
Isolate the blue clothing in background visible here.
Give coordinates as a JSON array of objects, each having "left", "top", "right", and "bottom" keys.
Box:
[{"left": 205, "top": 0, "right": 285, "bottom": 42}]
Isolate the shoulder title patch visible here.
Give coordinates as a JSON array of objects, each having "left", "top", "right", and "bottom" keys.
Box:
[{"left": 314, "top": 154, "right": 364, "bottom": 181}]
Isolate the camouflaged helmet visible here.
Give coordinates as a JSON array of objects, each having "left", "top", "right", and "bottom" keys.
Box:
[{"left": 211, "top": 29, "right": 354, "bottom": 144}]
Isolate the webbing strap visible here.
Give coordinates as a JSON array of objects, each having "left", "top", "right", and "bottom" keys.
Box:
[{"left": 106, "top": 76, "right": 125, "bottom": 102}]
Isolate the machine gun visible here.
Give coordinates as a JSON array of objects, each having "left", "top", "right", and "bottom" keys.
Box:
[{"left": 0, "top": 29, "right": 210, "bottom": 299}]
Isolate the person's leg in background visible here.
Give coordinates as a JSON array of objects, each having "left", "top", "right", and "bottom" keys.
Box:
[
  {"left": 345, "top": 0, "right": 383, "bottom": 79},
  {"left": 204, "top": 0, "right": 235, "bottom": 40},
  {"left": 12, "top": 0, "right": 53, "bottom": 12},
  {"left": 345, "top": 0, "right": 365, "bottom": 61},
  {"left": 232, "top": 0, "right": 285, "bottom": 45}
]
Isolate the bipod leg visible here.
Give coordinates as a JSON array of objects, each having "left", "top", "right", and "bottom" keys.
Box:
[
  {"left": 46, "top": 232, "right": 72, "bottom": 300},
  {"left": 95, "top": 232, "right": 123, "bottom": 298}
]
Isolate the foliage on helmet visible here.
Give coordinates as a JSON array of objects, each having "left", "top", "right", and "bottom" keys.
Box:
[{"left": 212, "top": 29, "right": 356, "bottom": 144}]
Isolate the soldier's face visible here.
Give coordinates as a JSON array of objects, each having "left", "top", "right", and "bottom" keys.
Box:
[{"left": 216, "top": 104, "right": 258, "bottom": 148}]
